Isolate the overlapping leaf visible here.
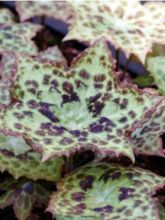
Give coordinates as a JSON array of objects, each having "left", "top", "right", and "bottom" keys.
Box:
[
  {"left": 129, "top": 99, "right": 165, "bottom": 156},
  {"left": 58, "top": 0, "right": 165, "bottom": 63},
  {"left": 147, "top": 56, "right": 165, "bottom": 95},
  {"left": 16, "top": 1, "right": 72, "bottom": 23},
  {"left": 0, "top": 132, "right": 64, "bottom": 181},
  {"left": 47, "top": 162, "right": 165, "bottom": 220},
  {"left": 0, "top": 177, "right": 51, "bottom": 220},
  {"left": 0, "top": 8, "right": 15, "bottom": 25},
  {"left": 38, "top": 46, "right": 67, "bottom": 66},
  {"left": 0, "top": 39, "right": 164, "bottom": 161},
  {"left": 0, "top": 22, "right": 42, "bottom": 55}
]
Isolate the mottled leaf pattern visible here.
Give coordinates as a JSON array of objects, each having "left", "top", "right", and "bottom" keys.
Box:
[
  {"left": 47, "top": 162, "right": 165, "bottom": 220},
  {"left": 147, "top": 56, "right": 165, "bottom": 95},
  {"left": 130, "top": 99, "right": 165, "bottom": 156},
  {"left": 62, "top": 0, "right": 165, "bottom": 63},
  {"left": 0, "top": 23, "right": 42, "bottom": 55},
  {"left": 16, "top": 1, "right": 72, "bottom": 23},
  {"left": 0, "top": 39, "right": 164, "bottom": 161},
  {"left": 0, "top": 177, "right": 51, "bottom": 220},
  {"left": 0, "top": 8, "right": 15, "bottom": 25},
  {"left": 0, "top": 132, "right": 64, "bottom": 181}
]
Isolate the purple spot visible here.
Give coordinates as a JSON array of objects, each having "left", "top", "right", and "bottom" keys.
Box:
[
  {"left": 79, "top": 175, "right": 95, "bottom": 191},
  {"left": 71, "top": 192, "right": 85, "bottom": 201},
  {"left": 119, "top": 187, "right": 135, "bottom": 201},
  {"left": 90, "top": 123, "right": 103, "bottom": 133}
]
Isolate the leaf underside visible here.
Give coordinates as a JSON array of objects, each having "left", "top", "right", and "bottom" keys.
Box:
[
  {"left": 0, "top": 22, "right": 42, "bottom": 55},
  {"left": 0, "top": 177, "right": 51, "bottom": 220},
  {"left": 0, "top": 39, "right": 164, "bottom": 161},
  {"left": 147, "top": 56, "right": 165, "bottom": 95},
  {"left": 60, "top": 0, "right": 165, "bottom": 63},
  {"left": 0, "top": 8, "right": 15, "bottom": 25},
  {"left": 0, "top": 132, "right": 64, "bottom": 181},
  {"left": 47, "top": 162, "right": 165, "bottom": 220},
  {"left": 16, "top": 1, "right": 72, "bottom": 23}
]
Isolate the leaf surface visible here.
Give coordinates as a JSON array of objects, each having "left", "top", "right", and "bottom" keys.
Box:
[
  {"left": 16, "top": 1, "right": 72, "bottom": 23},
  {"left": 0, "top": 23, "right": 42, "bottom": 55},
  {"left": 62, "top": 0, "right": 165, "bottom": 63},
  {"left": 47, "top": 162, "right": 165, "bottom": 220},
  {"left": 0, "top": 8, "right": 15, "bottom": 25},
  {"left": 0, "top": 39, "right": 163, "bottom": 161}
]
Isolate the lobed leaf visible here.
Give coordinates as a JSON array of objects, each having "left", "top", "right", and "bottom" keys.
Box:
[
  {"left": 0, "top": 39, "right": 164, "bottom": 161},
  {"left": 0, "top": 177, "right": 51, "bottom": 220},
  {"left": 0, "top": 22, "right": 42, "bottom": 55},
  {"left": 16, "top": 1, "right": 72, "bottom": 23},
  {"left": 0, "top": 133, "right": 64, "bottom": 181},
  {"left": 61, "top": 0, "right": 165, "bottom": 63},
  {"left": 0, "top": 8, "right": 15, "bottom": 25},
  {"left": 147, "top": 56, "right": 165, "bottom": 95},
  {"left": 47, "top": 161, "right": 165, "bottom": 220}
]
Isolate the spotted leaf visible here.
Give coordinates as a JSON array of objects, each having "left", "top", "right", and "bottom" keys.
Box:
[
  {"left": 47, "top": 162, "right": 165, "bottom": 220},
  {"left": 60, "top": 0, "right": 165, "bottom": 64},
  {"left": 0, "top": 133, "right": 64, "bottom": 181},
  {"left": 0, "top": 22, "right": 42, "bottom": 55},
  {"left": 0, "top": 39, "right": 163, "bottom": 161},
  {"left": 0, "top": 177, "right": 51, "bottom": 220},
  {"left": 0, "top": 8, "right": 15, "bottom": 25},
  {"left": 16, "top": 1, "right": 72, "bottom": 23},
  {"left": 147, "top": 56, "right": 165, "bottom": 95},
  {"left": 129, "top": 99, "right": 165, "bottom": 156}
]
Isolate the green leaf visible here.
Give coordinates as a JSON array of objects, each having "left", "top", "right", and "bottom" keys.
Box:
[
  {"left": 130, "top": 98, "right": 165, "bottom": 156},
  {"left": 16, "top": 1, "right": 72, "bottom": 23},
  {"left": 147, "top": 56, "right": 165, "bottom": 95},
  {"left": 60, "top": 1, "right": 165, "bottom": 63},
  {"left": 38, "top": 46, "right": 67, "bottom": 66},
  {"left": 0, "top": 39, "right": 163, "bottom": 161},
  {"left": 0, "top": 8, "right": 15, "bottom": 25},
  {"left": 47, "top": 161, "right": 165, "bottom": 220},
  {"left": 0, "top": 177, "right": 51, "bottom": 220},
  {"left": 0, "top": 23, "right": 42, "bottom": 55},
  {"left": 0, "top": 133, "right": 64, "bottom": 181},
  {"left": 159, "top": 203, "right": 165, "bottom": 220},
  {"left": 133, "top": 75, "right": 154, "bottom": 88}
]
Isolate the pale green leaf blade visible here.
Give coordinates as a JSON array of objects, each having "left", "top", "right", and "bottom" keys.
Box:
[
  {"left": 47, "top": 162, "right": 165, "bottom": 220},
  {"left": 0, "top": 8, "right": 15, "bottom": 25}
]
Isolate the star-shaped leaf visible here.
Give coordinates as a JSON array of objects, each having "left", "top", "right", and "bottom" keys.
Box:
[
  {"left": 147, "top": 56, "right": 165, "bottom": 95},
  {"left": 0, "top": 177, "right": 51, "bottom": 220},
  {"left": 0, "top": 39, "right": 163, "bottom": 161},
  {"left": 0, "top": 22, "right": 42, "bottom": 55},
  {"left": 59, "top": 0, "right": 165, "bottom": 63},
  {"left": 0, "top": 132, "right": 64, "bottom": 181},
  {"left": 0, "top": 8, "right": 15, "bottom": 25},
  {"left": 16, "top": 1, "right": 72, "bottom": 23},
  {"left": 47, "top": 161, "right": 165, "bottom": 220}
]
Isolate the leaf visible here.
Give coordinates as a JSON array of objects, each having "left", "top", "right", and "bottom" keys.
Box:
[
  {"left": 0, "top": 132, "right": 64, "bottom": 181},
  {"left": 61, "top": 0, "right": 165, "bottom": 64},
  {"left": 147, "top": 56, "right": 165, "bottom": 95},
  {"left": 159, "top": 203, "right": 165, "bottom": 220},
  {"left": 16, "top": 1, "right": 72, "bottom": 23},
  {"left": 0, "top": 177, "right": 51, "bottom": 220},
  {"left": 47, "top": 161, "right": 165, "bottom": 220},
  {"left": 133, "top": 75, "right": 154, "bottom": 88},
  {"left": 38, "top": 46, "right": 67, "bottom": 66},
  {"left": 0, "top": 39, "right": 163, "bottom": 161},
  {"left": 0, "top": 8, "right": 15, "bottom": 25},
  {"left": 0, "top": 22, "right": 42, "bottom": 55},
  {"left": 129, "top": 99, "right": 165, "bottom": 156}
]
